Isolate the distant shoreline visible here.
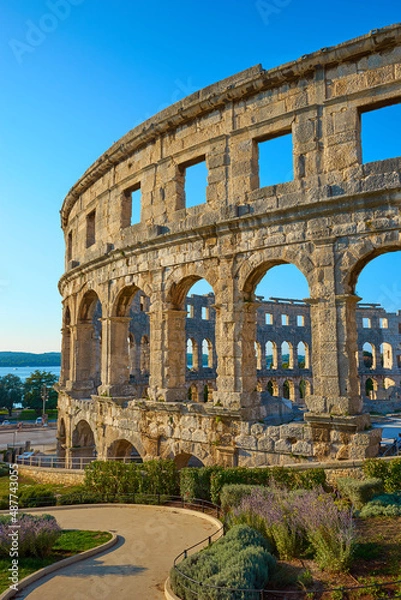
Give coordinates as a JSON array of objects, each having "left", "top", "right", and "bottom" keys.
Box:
[{"left": 0, "top": 352, "right": 61, "bottom": 368}]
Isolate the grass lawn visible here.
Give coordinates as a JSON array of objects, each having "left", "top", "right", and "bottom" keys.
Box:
[
  {"left": 0, "top": 473, "right": 82, "bottom": 499},
  {"left": 0, "top": 529, "right": 112, "bottom": 593}
]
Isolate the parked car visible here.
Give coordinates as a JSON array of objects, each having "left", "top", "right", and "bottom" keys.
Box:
[
  {"left": 0, "top": 420, "right": 10, "bottom": 426},
  {"left": 35, "top": 417, "right": 43, "bottom": 426}
]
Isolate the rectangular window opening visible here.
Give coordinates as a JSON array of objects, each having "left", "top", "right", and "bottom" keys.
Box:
[
  {"left": 361, "top": 102, "right": 401, "bottom": 164},
  {"left": 86, "top": 210, "right": 96, "bottom": 248},
  {"left": 182, "top": 157, "right": 207, "bottom": 209},
  {"left": 67, "top": 231, "right": 73, "bottom": 262},
  {"left": 379, "top": 318, "right": 388, "bottom": 329},
  {"left": 297, "top": 315, "right": 305, "bottom": 327},
  {"left": 258, "top": 132, "right": 293, "bottom": 188},
  {"left": 201, "top": 306, "right": 209, "bottom": 320},
  {"left": 362, "top": 317, "right": 371, "bottom": 329},
  {"left": 121, "top": 183, "right": 141, "bottom": 228},
  {"left": 265, "top": 313, "right": 273, "bottom": 325},
  {"left": 281, "top": 314, "right": 289, "bottom": 326}
]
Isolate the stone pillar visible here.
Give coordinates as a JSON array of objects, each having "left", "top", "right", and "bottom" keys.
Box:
[
  {"left": 99, "top": 316, "right": 132, "bottom": 396},
  {"left": 148, "top": 305, "right": 187, "bottom": 402},
  {"left": 305, "top": 293, "right": 362, "bottom": 416},
  {"left": 213, "top": 298, "right": 260, "bottom": 419},
  {"left": 59, "top": 326, "right": 71, "bottom": 387},
  {"left": 73, "top": 322, "right": 97, "bottom": 397}
]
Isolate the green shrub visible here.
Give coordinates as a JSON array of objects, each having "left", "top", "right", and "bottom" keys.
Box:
[
  {"left": 57, "top": 487, "right": 104, "bottom": 505},
  {"left": 179, "top": 466, "right": 222, "bottom": 502},
  {"left": 362, "top": 458, "right": 401, "bottom": 493},
  {"left": 170, "top": 525, "right": 275, "bottom": 600},
  {"left": 359, "top": 492, "right": 401, "bottom": 518},
  {"left": 18, "top": 485, "right": 57, "bottom": 508},
  {"left": 209, "top": 467, "right": 326, "bottom": 504},
  {"left": 336, "top": 477, "right": 383, "bottom": 509},
  {"left": 0, "top": 463, "right": 8, "bottom": 478},
  {"left": 84, "top": 459, "right": 179, "bottom": 500},
  {"left": 220, "top": 484, "right": 257, "bottom": 513}
]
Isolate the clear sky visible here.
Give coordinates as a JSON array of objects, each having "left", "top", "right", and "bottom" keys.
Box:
[{"left": 0, "top": 1, "right": 400, "bottom": 352}]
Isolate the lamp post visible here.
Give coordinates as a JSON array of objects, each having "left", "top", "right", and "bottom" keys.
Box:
[{"left": 41, "top": 384, "right": 48, "bottom": 425}]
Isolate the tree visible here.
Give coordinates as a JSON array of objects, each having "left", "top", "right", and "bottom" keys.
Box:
[
  {"left": 23, "top": 371, "right": 58, "bottom": 415},
  {"left": 0, "top": 374, "right": 23, "bottom": 416}
]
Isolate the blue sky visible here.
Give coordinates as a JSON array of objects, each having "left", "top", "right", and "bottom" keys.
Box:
[{"left": 0, "top": 1, "right": 400, "bottom": 352}]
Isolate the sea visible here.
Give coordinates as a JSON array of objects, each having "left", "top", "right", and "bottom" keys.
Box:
[{"left": 0, "top": 366, "right": 61, "bottom": 382}]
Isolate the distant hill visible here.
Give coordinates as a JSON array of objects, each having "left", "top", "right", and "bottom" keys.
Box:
[{"left": 0, "top": 352, "right": 61, "bottom": 367}]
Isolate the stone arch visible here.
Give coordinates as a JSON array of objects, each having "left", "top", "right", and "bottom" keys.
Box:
[
  {"left": 76, "top": 290, "right": 102, "bottom": 394},
  {"left": 297, "top": 341, "right": 309, "bottom": 369},
  {"left": 282, "top": 379, "right": 294, "bottom": 401},
  {"left": 188, "top": 383, "right": 199, "bottom": 402},
  {"left": 112, "top": 284, "right": 141, "bottom": 318},
  {"left": 237, "top": 253, "right": 313, "bottom": 300},
  {"left": 343, "top": 243, "right": 401, "bottom": 297},
  {"left": 266, "top": 379, "right": 278, "bottom": 396},
  {"left": 202, "top": 338, "right": 213, "bottom": 368},
  {"left": 265, "top": 341, "right": 277, "bottom": 369},
  {"left": 71, "top": 420, "right": 96, "bottom": 462},
  {"left": 365, "top": 377, "right": 377, "bottom": 398},
  {"left": 107, "top": 438, "right": 143, "bottom": 462},
  {"left": 281, "top": 341, "right": 294, "bottom": 369},
  {"left": 363, "top": 342, "right": 376, "bottom": 369},
  {"left": 174, "top": 452, "right": 205, "bottom": 469},
  {"left": 166, "top": 267, "right": 218, "bottom": 308}
]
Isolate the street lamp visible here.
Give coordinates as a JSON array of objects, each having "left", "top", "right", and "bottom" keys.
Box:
[{"left": 41, "top": 384, "right": 48, "bottom": 425}]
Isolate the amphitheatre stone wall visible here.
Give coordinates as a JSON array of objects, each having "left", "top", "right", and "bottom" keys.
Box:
[{"left": 58, "top": 25, "right": 401, "bottom": 467}]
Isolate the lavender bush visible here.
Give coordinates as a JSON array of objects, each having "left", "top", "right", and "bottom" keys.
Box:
[
  {"left": 228, "top": 484, "right": 355, "bottom": 572},
  {"left": 0, "top": 514, "right": 61, "bottom": 558}
]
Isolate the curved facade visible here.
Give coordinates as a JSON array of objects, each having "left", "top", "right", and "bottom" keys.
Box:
[{"left": 58, "top": 25, "right": 401, "bottom": 466}]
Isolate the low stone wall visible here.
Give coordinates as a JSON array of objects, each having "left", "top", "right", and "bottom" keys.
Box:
[
  {"left": 18, "top": 465, "right": 85, "bottom": 485},
  {"left": 364, "top": 399, "right": 401, "bottom": 415}
]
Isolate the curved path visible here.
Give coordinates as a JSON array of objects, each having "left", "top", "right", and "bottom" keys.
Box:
[{"left": 14, "top": 505, "right": 220, "bottom": 600}]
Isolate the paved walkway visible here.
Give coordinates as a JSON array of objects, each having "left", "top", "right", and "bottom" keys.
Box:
[{"left": 15, "top": 505, "right": 219, "bottom": 600}]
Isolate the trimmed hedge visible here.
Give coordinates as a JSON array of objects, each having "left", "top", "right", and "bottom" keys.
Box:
[
  {"left": 84, "top": 459, "right": 179, "bottom": 500},
  {"left": 363, "top": 458, "right": 401, "bottom": 493},
  {"left": 179, "top": 466, "right": 222, "bottom": 501},
  {"left": 220, "top": 484, "right": 257, "bottom": 513},
  {"left": 336, "top": 477, "right": 383, "bottom": 509},
  {"left": 170, "top": 524, "right": 276, "bottom": 600}
]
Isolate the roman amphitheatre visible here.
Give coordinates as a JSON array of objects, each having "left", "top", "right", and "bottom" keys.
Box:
[{"left": 57, "top": 24, "right": 401, "bottom": 469}]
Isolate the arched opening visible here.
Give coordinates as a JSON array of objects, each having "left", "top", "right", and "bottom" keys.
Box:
[
  {"left": 187, "top": 338, "right": 198, "bottom": 370},
  {"left": 384, "top": 377, "right": 396, "bottom": 390},
  {"left": 71, "top": 420, "right": 96, "bottom": 465},
  {"left": 363, "top": 342, "right": 375, "bottom": 369},
  {"left": 299, "top": 379, "right": 311, "bottom": 401},
  {"left": 297, "top": 341, "right": 309, "bottom": 369},
  {"left": 202, "top": 338, "right": 213, "bottom": 368},
  {"left": 352, "top": 249, "right": 401, "bottom": 403},
  {"left": 283, "top": 380, "right": 294, "bottom": 400},
  {"left": 174, "top": 453, "right": 205, "bottom": 469},
  {"left": 111, "top": 286, "right": 150, "bottom": 397},
  {"left": 188, "top": 383, "right": 199, "bottom": 402},
  {"left": 76, "top": 291, "right": 102, "bottom": 395},
  {"left": 265, "top": 341, "right": 277, "bottom": 369},
  {"left": 365, "top": 377, "right": 377, "bottom": 399},
  {"left": 281, "top": 341, "right": 293, "bottom": 369},
  {"left": 251, "top": 263, "right": 310, "bottom": 403},
  {"left": 107, "top": 439, "right": 143, "bottom": 463}
]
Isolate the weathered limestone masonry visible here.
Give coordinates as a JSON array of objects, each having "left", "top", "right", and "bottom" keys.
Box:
[{"left": 58, "top": 26, "right": 401, "bottom": 468}]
